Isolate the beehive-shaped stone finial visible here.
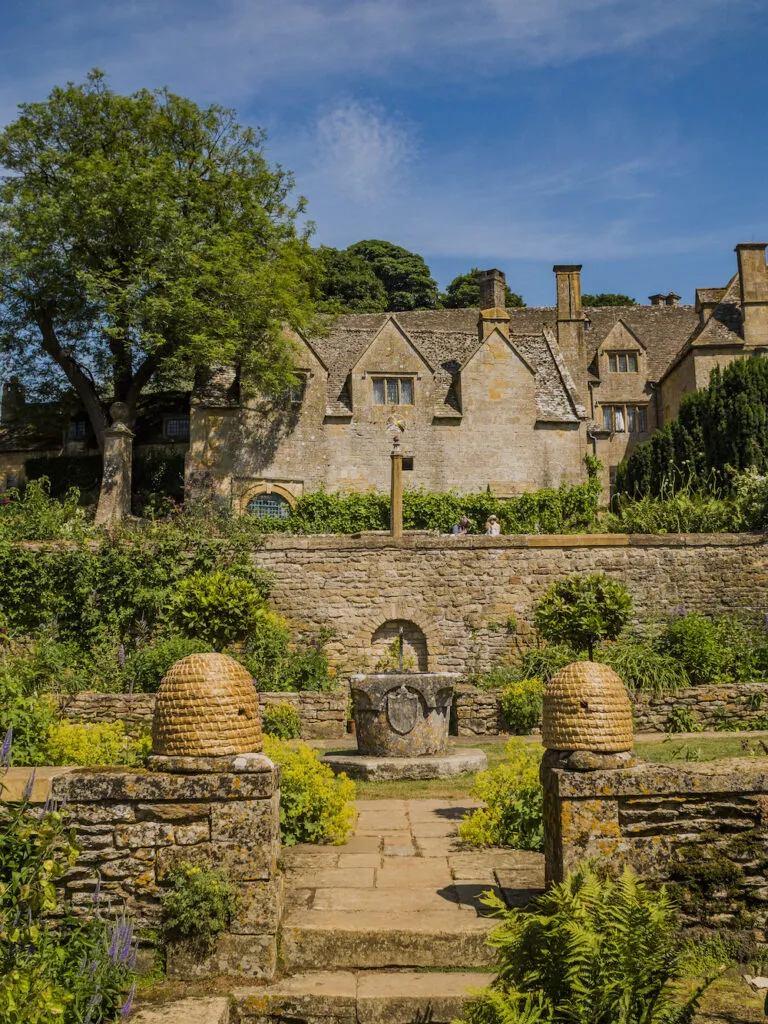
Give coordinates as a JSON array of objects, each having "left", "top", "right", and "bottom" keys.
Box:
[
  {"left": 542, "top": 661, "right": 633, "bottom": 753},
  {"left": 151, "top": 652, "right": 262, "bottom": 757}
]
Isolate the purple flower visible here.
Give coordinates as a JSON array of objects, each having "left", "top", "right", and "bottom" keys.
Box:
[
  {"left": 83, "top": 991, "right": 103, "bottom": 1024},
  {"left": 22, "top": 768, "right": 36, "bottom": 802},
  {"left": 121, "top": 982, "right": 136, "bottom": 1017},
  {"left": 118, "top": 644, "right": 126, "bottom": 668},
  {"left": 92, "top": 875, "right": 102, "bottom": 905},
  {"left": 0, "top": 727, "right": 12, "bottom": 770}
]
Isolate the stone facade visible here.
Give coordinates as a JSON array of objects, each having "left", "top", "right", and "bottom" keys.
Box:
[
  {"left": 49, "top": 753, "right": 282, "bottom": 980},
  {"left": 454, "top": 680, "right": 768, "bottom": 737},
  {"left": 541, "top": 756, "right": 768, "bottom": 934},
  {"left": 55, "top": 689, "right": 349, "bottom": 740},
  {"left": 253, "top": 532, "right": 768, "bottom": 675}
]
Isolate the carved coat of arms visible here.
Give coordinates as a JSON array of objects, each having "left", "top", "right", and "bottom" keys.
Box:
[{"left": 386, "top": 686, "right": 419, "bottom": 735}]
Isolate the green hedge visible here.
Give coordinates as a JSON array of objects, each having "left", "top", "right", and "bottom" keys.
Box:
[
  {"left": 255, "top": 478, "right": 601, "bottom": 535},
  {"left": 25, "top": 450, "right": 185, "bottom": 503}
]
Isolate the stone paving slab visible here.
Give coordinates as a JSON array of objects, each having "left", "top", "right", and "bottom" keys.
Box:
[
  {"left": 280, "top": 797, "right": 544, "bottom": 972},
  {"left": 132, "top": 998, "right": 229, "bottom": 1024}
]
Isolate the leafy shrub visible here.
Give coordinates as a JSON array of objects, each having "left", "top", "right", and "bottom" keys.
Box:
[
  {"left": 533, "top": 573, "right": 633, "bottom": 658},
  {"left": 656, "top": 612, "right": 766, "bottom": 685},
  {"left": 458, "top": 740, "right": 543, "bottom": 851},
  {"left": 45, "top": 720, "right": 149, "bottom": 767},
  {"left": 519, "top": 643, "right": 584, "bottom": 682},
  {"left": 161, "top": 861, "right": 240, "bottom": 954},
  {"left": 666, "top": 707, "right": 702, "bottom": 734},
  {"left": 499, "top": 678, "right": 544, "bottom": 735},
  {"left": 126, "top": 633, "right": 214, "bottom": 692},
  {"left": 0, "top": 673, "right": 56, "bottom": 766},
  {"left": 604, "top": 487, "right": 744, "bottom": 534},
  {"left": 236, "top": 610, "right": 292, "bottom": 689},
  {"left": 262, "top": 702, "right": 301, "bottom": 740},
  {"left": 462, "top": 865, "right": 716, "bottom": 1024},
  {"left": 262, "top": 736, "right": 355, "bottom": 846},
  {"left": 0, "top": 478, "right": 89, "bottom": 541},
  {"left": 0, "top": 788, "right": 136, "bottom": 1023},
  {"left": 168, "top": 569, "right": 268, "bottom": 648},
  {"left": 279, "top": 644, "right": 337, "bottom": 692},
  {"left": 595, "top": 637, "right": 690, "bottom": 697}
]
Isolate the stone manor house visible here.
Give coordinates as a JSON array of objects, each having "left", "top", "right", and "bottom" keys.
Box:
[{"left": 2, "top": 241, "right": 768, "bottom": 508}]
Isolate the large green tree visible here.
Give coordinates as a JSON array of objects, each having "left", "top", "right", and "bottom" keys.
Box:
[
  {"left": 0, "top": 71, "right": 318, "bottom": 521},
  {"left": 441, "top": 268, "right": 525, "bottom": 309},
  {"left": 582, "top": 293, "right": 637, "bottom": 306},
  {"left": 315, "top": 246, "right": 388, "bottom": 312},
  {"left": 346, "top": 239, "right": 440, "bottom": 311}
]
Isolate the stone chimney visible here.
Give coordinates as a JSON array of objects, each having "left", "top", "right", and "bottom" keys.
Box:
[
  {"left": 553, "top": 265, "right": 587, "bottom": 402},
  {"left": 478, "top": 268, "right": 506, "bottom": 310},
  {"left": 478, "top": 268, "right": 510, "bottom": 340},
  {"left": 736, "top": 243, "right": 768, "bottom": 345},
  {"left": 649, "top": 292, "right": 680, "bottom": 307}
]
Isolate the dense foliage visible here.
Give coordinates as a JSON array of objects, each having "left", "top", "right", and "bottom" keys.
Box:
[
  {"left": 616, "top": 357, "right": 768, "bottom": 499},
  {"left": 655, "top": 611, "right": 768, "bottom": 686},
  {"left": 161, "top": 862, "right": 240, "bottom": 954},
  {"left": 581, "top": 293, "right": 637, "bottom": 306},
  {"left": 315, "top": 245, "right": 389, "bottom": 312},
  {"left": 499, "top": 678, "right": 545, "bottom": 735},
  {"left": 458, "top": 740, "right": 543, "bottom": 850},
  {"left": 0, "top": 783, "right": 136, "bottom": 1023},
  {"left": 261, "top": 702, "right": 301, "bottom": 740},
  {"left": 256, "top": 478, "right": 601, "bottom": 535},
  {"left": 533, "top": 573, "right": 633, "bottom": 659},
  {"left": 462, "top": 865, "right": 714, "bottom": 1024},
  {"left": 45, "top": 721, "right": 150, "bottom": 768},
  {"left": 441, "top": 268, "right": 525, "bottom": 309},
  {"left": 345, "top": 239, "right": 440, "bottom": 311},
  {"left": 263, "top": 736, "right": 356, "bottom": 846}
]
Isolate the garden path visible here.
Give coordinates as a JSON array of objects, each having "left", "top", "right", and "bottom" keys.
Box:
[{"left": 232, "top": 798, "right": 544, "bottom": 1021}]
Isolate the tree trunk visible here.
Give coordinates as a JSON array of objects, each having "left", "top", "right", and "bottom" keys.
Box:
[{"left": 94, "top": 402, "right": 135, "bottom": 525}]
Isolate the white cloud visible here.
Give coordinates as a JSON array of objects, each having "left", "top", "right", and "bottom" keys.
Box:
[{"left": 311, "top": 100, "right": 413, "bottom": 203}]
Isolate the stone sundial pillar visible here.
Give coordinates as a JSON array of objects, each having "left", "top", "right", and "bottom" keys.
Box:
[{"left": 390, "top": 434, "right": 403, "bottom": 539}]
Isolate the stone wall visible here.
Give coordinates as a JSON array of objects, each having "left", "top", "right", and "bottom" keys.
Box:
[
  {"left": 49, "top": 753, "right": 282, "bottom": 980},
  {"left": 254, "top": 533, "right": 768, "bottom": 676},
  {"left": 55, "top": 689, "right": 350, "bottom": 740},
  {"left": 454, "top": 681, "right": 768, "bottom": 737},
  {"left": 541, "top": 756, "right": 768, "bottom": 933}
]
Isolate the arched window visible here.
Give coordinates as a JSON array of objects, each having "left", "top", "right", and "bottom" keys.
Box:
[{"left": 246, "top": 492, "right": 292, "bottom": 519}]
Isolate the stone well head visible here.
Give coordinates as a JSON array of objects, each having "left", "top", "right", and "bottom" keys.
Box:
[
  {"left": 151, "top": 652, "right": 262, "bottom": 757},
  {"left": 542, "top": 661, "right": 633, "bottom": 753}
]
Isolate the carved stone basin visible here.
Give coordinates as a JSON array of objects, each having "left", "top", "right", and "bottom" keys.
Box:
[{"left": 350, "top": 673, "right": 458, "bottom": 757}]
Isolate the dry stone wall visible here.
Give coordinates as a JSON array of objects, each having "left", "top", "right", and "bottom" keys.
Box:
[
  {"left": 542, "top": 757, "right": 768, "bottom": 936},
  {"left": 254, "top": 533, "right": 768, "bottom": 675},
  {"left": 55, "top": 689, "right": 349, "bottom": 740},
  {"left": 455, "top": 681, "right": 768, "bottom": 737},
  {"left": 49, "top": 754, "right": 282, "bottom": 980}
]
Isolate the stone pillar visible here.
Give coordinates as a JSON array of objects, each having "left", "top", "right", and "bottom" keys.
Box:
[
  {"left": 52, "top": 752, "right": 282, "bottom": 980},
  {"left": 736, "top": 242, "right": 768, "bottom": 345},
  {"left": 95, "top": 402, "right": 134, "bottom": 525},
  {"left": 390, "top": 434, "right": 403, "bottom": 539}
]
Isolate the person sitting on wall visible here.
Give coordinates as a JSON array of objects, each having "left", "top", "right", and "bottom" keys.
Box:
[
  {"left": 485, "top": 515, "right": 501, "bottom": 535},
  {"left": 451, "top": 516, "right": 473, "bottom": 535}
]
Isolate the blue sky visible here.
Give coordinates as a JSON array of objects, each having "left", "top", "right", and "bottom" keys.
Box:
[{"left": 2, "top": 0, "right": 768, "bottom": 305}]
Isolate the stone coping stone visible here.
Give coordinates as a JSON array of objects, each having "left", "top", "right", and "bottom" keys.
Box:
[
  {"left": 147, "top": 753, "right": 273, "bottom": 774},
  {"left": 131, "top": 997, "right": 229, "bottom": 1024},
  {"left": 552, "top": 756, "right": 768, "bottom": 798},
  {"left": 321, "top": 748, "right": 487, "bottom": 781}
]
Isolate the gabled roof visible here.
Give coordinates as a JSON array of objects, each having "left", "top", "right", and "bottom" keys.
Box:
[
  {"left": 350, "top": 315, "right": 436, "bottom": 374},
  {"left": 597, "top": 318, "right": 648, "bottom": 353},
  {"left": 659, "top": 275, "right": 744, "bottom": 382}
]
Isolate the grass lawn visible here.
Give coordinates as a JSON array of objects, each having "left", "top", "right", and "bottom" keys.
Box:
[{"left": 348, "top": 735, "right": 768, "bottom": 801}]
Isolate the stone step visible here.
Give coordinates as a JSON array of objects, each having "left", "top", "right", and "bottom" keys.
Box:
[
  {"left": 234, "top": 970, "right": 492, "bottom": 1023},
  {"left": 279, "top": 910, "right": 495, "bottom": 971}
]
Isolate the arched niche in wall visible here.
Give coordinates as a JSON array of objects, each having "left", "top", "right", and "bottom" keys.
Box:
[
  {"left": 371, "top": 619, "right": 428, "bottom": 672},
  {"left": 240, "top": 482, "right": 297, "bottom": 519}
]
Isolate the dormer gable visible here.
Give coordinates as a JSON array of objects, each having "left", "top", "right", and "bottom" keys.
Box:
[
  {"left": 596, "top": 319, "right": 647, "bottom": 379},
  {"left": 351, "top": 315, "right": 434, "bottom": 376},
  {"left": 460, "top": 326, "right": 536, "bottom": 377}
]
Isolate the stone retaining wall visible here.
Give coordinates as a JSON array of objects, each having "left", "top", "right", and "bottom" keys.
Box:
[
  {"left": 541, "top": 756, "right": 768, "bottom": 934},
  {"left": 49, "top": 754, "right": 282, "bottom": 980},
  {"left": 254, "top": 533, "right": 768, "bottom": 675},
  {"left": 454, "top": 681, "right": 768, "bottom": 737},
  {"left": 55, "top": 688, "right": 349, "bottom": 740}
]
